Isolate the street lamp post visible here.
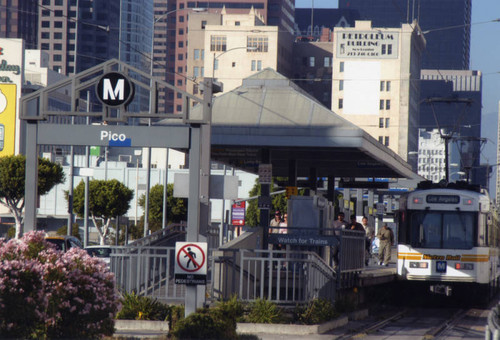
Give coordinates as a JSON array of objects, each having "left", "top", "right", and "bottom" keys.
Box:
[{"left": 212, "top": 46, "right": 257, "bottom": 79}]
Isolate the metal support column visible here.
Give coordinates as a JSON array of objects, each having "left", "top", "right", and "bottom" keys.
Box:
[
  {"left": 24, "top": 121, "right": 39, "bottom": 235},
  {"left": 259, "top": 149, "right": 271, "bottom": 250}
]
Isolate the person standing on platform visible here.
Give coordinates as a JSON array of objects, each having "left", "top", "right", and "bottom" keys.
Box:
[
  {"left": 377, "top": 223, "right": 394, "bottom": 266},
  {"left": 362, "top": 216, "right": 375, "bottom": 265},
  {"left": 349, "top": 214, "right": 365, "bottom": 232},
  {"left": 331, "top": 212, "right": 349, "bottom": 270},
  {"left": 279, "top": 213, "right": 288, "bottom": 234},
  {"left": 269, "top": 210, "right": 282, "bottom": 251}
]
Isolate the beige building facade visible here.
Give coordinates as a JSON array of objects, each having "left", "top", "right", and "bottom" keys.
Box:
[
  {"left": 195, "top": 8, "right": 292, "bottom": 95},
  {"left": 332, "top": 20, "right": 425, "bottom": 161}
]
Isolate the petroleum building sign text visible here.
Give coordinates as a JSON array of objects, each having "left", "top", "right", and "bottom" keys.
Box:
[{"left": 336, "top": 31, "right": 399, "bottom": 59}]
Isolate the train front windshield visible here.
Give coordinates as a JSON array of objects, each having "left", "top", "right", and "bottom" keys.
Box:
[{"left": 409, "top": 211, "right": 475, "bottom": 249}]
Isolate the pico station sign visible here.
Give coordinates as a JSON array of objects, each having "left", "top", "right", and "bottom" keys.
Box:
[
  {"left": 175, "top": 242, "right": 208, "bottom": 285},
  {"left": 336, "top": 31, "right": 399, "bottom": 59}
]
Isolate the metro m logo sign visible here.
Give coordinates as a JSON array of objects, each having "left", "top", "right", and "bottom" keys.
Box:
[
  {"left": 103, "top": 78, "right": 124, "bottom": 100},
  {"left": 96, "top": 72, "right": 134, "bottom": 107}
]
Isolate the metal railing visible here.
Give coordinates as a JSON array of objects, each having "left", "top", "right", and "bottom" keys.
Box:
[
  {"left": 125, "top": 222, "right": 186, "bottom": 248},
  {"left": 111, "top": 246, "right": 185, "bottom": 303},
  {"left": 110, "top": 228, "right": 365, "bottom": 304},
  {"left": 211, "top": 248, "right": 336, "bottom": 304}
]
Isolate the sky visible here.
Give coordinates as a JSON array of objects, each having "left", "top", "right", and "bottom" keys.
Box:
[{"left": 296, "top": 0, "right": 500, "bottom": 194}]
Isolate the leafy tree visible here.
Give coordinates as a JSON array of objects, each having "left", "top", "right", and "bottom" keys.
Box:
[
  {"left": 71, "top": 179, "right": 133, "bottom": 245},
  {"left": 246, "top": 178, "right": 289, "bottom": 227},
  {"left": 137, "top": 183, "right": 187, "bottom": 234},
  {"left": 0, "top": 155, "right": 65, "bottom": 238}
]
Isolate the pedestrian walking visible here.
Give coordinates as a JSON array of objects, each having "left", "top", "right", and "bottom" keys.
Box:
[
  {"left": 377, "top": 223, "right": 394, "bottom": 266},
  {"left": 362, "top": 216, "right": 375, "bottom": 265}
]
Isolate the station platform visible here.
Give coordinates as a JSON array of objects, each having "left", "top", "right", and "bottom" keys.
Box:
[{"left": 358, "top": 262, "right": 397, "bottom": 286}]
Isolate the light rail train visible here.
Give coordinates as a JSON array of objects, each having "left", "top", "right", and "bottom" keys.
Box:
[{"left": 396, "top": 181, "right": 500, "bottom": 301}]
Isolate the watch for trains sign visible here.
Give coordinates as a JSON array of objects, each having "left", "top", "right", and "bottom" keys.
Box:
[{"left": 174, "top": 242, "right": 208, "bottom": 285}]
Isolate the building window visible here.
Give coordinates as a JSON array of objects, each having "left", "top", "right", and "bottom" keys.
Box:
[
  {"left": 388, "top": 44, "right": 393, "bottom": 55},
  {"left": 339, "top": 80, "right": 343, "bottom": 91},
  {"left": 385, "top": 100, "right": 391, "bottom": 110},
  {"left": 54, "top": 10, "right": 63, "bottom": 16},
  {"left": 324, "top": 57, "right": 330, "bottom": 67},
  {"left": 53, "top": 54, "right": 62, "bottom": 61},
  {"left": 178, "top": 41, "right": 184, "bottom": 48},
  {"left": 378, "top": 136, "right": 383, "bottom": 144},
  {"left": 384, "top": 136, "right": 389, "bottom": 146},
  {"left": 380, "top": 100, "right": 384, "bottom": 110},
  {"left": 210, "top": 35, "right": 226, "bottom": 52},
  {"left": 193, "top": 66, "right": 199, "bottom": 77},
  {"left": 386, "top": 81, "right": 391, "bottom": 91},
  {"left": 382, "top": 45, "right": 386, "bottom": 55},
  {"left": 54, "top": 21, "right": 63, "bottom": 28},
  {"left": 41, "top": 32, "right": 50, "bottom": 39},
  {"left": 54, "top": 32, "right": 62, "bottom": 39},
  {"left": 41, "top": 21, "right": 50, "bottom": 28},
  {"left": 176, "top": 105, "right": 182, "bottom": 112},
  {"left": 235, "top": 21, "right": 240, "bottom": 26},
  {"left": 178, "top": 54, "right": 183, "bottom": 61},
  {"left": 177, "top": 67, "right": 183, "bottom": 73},
  {"left": 42, "top": 10, "right": 51, "bottom": 16},
  {"left": 309, "top": 57, "right": 315, "bottom": 67},
  {"left": 339, "top": 61, "right": 344, "bottom": 72},
  {"left": 201, "top": 20, "right": 207, "bottom": 29},
  {"left": 338, "top": 98, "right": 343, "bottom": 109},
  {"left": 247, "top": 36, "right": 268, "bottom": 52},
  {"left": 251, "top": 60, "right": 262, "bottom": 71},
  {"left": 379, "top": 118, "right": 384, "bottom": 128},
  {"left": 177, "top": 93, "right": 182, "bottom": 99},
  {"left": 194, "top": 49, "right": 200, "bottom": 60},
  {"left": 193, "top": 84, "right": 199, "bottom": 94},
  {"left": 177, "top": 79, "right": 182, "bottom": 86},
  {"left": 54, "top": 43, "right": 62, "bottom": 50},
  {"left": 179, "top": 15, "right": 184, "bottom": 22},
  {"left": 385, "top": 118, "right": 390, "bottom": 128},
  {"left": 201, "top": 49, "right": 204, "bottom": 60},
  {"left": 380, "top": 81, "right": 385, "bottom": 91}
]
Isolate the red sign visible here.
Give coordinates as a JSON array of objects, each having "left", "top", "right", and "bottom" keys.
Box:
[{"left": 231, "top": 201, "right": 245, "bottom": 225}]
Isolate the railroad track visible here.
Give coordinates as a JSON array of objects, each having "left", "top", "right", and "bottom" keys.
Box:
[{"left": 333, "top": 306, "right": 487, "bottom": 340}]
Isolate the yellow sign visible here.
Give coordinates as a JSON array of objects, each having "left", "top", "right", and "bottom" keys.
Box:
[
  {"left": 0, "top": 84, "right": 17, "bottom": 156},
  {"left": 285, "top": 186, "right": 298, "bottom": 198}
]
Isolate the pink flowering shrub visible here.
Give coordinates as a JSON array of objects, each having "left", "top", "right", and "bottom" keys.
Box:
[{"left": 0, "top": 231, "right": 120, "bottom": 339}]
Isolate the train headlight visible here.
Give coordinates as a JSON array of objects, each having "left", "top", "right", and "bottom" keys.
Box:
[
  {"left": 455, "top": 263, "right": 474, "bottom": 270},
  {"left": 409, "top": 262, "right": 428, "bottom": 268}
]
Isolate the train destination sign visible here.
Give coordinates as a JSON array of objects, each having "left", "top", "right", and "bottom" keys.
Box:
[{"left": 426, "top": 195, "right": 460, "bottom": 204}]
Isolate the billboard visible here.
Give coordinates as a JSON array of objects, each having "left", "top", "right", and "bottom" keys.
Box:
[
  {"left": 0, "top": 84, "right": 16, "bottom": 156},
  {"left": 0, "top": 39, "right": 24, "bottom": 156}
]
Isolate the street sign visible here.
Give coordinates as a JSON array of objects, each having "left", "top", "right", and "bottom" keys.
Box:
[
  {"left": 174, "top": 242, "right": 207, "bottom": 285},
  {"left": 231, "top": 201, "right": 245, "bottom": 225},
  {"left": 285, "top": 186, "right": 298, "bottom": 198},
  {"left": 96, "top": 72, "right": 135, "bottom": 107},
  {"left": 258, "top": 164, "right": 272, "bottom": 184}
]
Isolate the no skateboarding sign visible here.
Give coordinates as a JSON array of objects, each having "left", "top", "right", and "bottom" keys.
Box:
[{"left": 175, "top": 242, "right": 207, "bottom": 285}]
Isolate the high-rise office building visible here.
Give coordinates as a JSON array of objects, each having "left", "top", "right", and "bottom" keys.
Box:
[
  {"left": 338, "top": 0, "right": 471, "bottom": 70},
  {"left": 154, "top": 0, "right": 295, "bottom": 113},
  {"left": 37, "top": 0, "right": 121, "bottom": 75},
  {"left": 331, "top": 20, "right": 425, "bottom": 161},
  {"left": 0, "top": 0, "right": 38, "bottom": 49},
  {"left": 37, "top": 0, "right": 152, "bottom": 77}
]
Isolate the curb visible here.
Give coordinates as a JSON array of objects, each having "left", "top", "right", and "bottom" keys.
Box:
[{"left": 236, "top": 316, "right": 349, "bottom": 335}]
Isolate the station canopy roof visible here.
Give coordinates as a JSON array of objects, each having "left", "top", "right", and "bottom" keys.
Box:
[{"left": 164, "top": 69, "right": 418, "bottom": 180}]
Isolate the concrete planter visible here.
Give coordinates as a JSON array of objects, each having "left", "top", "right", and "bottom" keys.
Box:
[
  {"left": 114, "top": 319, "right": 169, "bottom": 332},
  {"left": 236, "top": 316, "right": 349, "bottom": 335}
]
